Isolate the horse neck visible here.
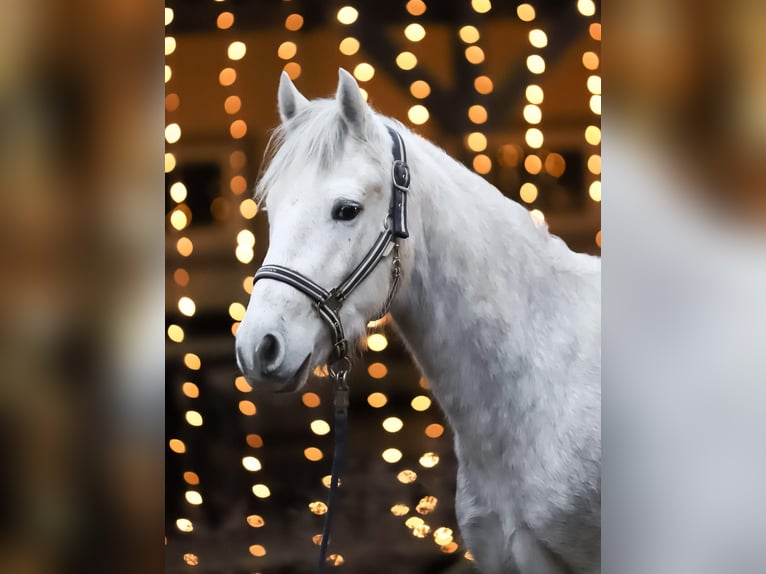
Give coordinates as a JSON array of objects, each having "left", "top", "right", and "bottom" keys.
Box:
[{"left": 389, "top": 129, "right": 579, "bottom": 429}]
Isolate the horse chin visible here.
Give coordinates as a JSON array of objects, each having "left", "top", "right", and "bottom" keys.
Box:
[{"left": 273, "top": 353, "right": 312, "bottom": 393}]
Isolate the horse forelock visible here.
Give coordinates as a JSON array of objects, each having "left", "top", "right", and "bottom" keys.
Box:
[{"left": 254, "top": 99, "right": 354, "bottom": 205}]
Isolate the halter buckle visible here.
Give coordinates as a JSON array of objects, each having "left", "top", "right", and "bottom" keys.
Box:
[
  {"left": 392, "top": 160, "right": 410, "bottom": 191},
  {"left": 318, "top": 290, "right": 344, "bottom": 313}
]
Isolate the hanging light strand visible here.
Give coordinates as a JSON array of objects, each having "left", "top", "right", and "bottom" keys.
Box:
[{"left": 400, "top": 1, "right": 430, "bottom": 126}]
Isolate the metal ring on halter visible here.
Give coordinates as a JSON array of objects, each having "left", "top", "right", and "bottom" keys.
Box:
[{"left": 329, "top": 356, "right": 352, "bottom": 382}]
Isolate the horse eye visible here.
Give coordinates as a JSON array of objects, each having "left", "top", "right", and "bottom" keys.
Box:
[{"left": 332, "top": 202, "right": 362, "bottom": 221}]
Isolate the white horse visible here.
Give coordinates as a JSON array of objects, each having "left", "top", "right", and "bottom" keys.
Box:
[{"left": 235, "top": 69, "right": 601, "bottom": 574}]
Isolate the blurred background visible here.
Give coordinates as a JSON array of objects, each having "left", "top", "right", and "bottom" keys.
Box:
[{"left": 164, "top": 1, "right": 600, "bottom": 572}]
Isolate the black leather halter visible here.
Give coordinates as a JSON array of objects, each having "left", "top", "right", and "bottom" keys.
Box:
[
  {"left": 253, "top": 126, "right": 410, "bottom": 371},
  {"left": 251, "top": 126, "right": 410, "bottom": 573}
]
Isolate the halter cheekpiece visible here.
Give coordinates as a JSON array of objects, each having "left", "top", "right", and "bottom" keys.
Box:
[{"left": 251, "top": 126, "right": 410, "bottom": 572}]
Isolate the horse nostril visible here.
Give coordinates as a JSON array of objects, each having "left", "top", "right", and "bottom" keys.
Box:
[{"left": 257, "top": 333, "right": 283, "bottom": 375}]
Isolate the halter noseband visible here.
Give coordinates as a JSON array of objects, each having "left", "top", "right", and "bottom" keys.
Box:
[{"left": 252, "top": 126, "right": 410, "bottom": 372}]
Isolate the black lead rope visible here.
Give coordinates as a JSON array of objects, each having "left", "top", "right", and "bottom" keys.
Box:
[
  {"left": 252, "top": 126, "right": 410, "bottom": 573},
  {"left": 316, "top": 372, "right": 349, "bottom": 572}
]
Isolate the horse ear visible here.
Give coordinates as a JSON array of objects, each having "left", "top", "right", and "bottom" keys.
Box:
[
  {"left": 278, "top": 71, "right": 309, "bottom": 123},
  {"left": 336, "top": 68, "right": 368, "bottom": 138}
]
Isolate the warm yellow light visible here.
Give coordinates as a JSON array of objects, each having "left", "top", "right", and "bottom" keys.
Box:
[
  {"left": 336, "top": 6, "right": 359, "bottom": 24},
  {"left": 165, "top": 152, "right": 176, "bottom": 172},
  {"left": 240, "top": 199, "right": 258, "bottom": 219},
  {"left": 165, "top": 36, "right": 176, "bottom": 56},
  {"left": 590, "top": 23, "right": 602, "bottom": 41},
  {"left": 529, "top": 29, "right": 547, "bottom": 48},
  {"left": 339, "top": 37, "right": 360, "bottom": 56},
  {"left": 249, "top": 545, "right": 266, "bottom": 557},
  {"left": 165, "top": 92, "right": 180, "bottom": 112},
  {"left": 168, "top": 324, "right": 184, "bottom": 343},
  {"left": 585, "top": 125, "right": 601, "bottom": 145},
  {"left": 524, "top": 154, "right": 542, "bottom": 175},
  {"left": 458, "top": 25, "right": 480, "bottom": 44},
  {"left": 434, "top": 527, "right": 454, "bottom": 546},
  {"left": 246, "top": 514, "right": 265, "bottom": 528},
  {"left": 367, "top": 392, "right": 388, "bottom": 408},
  {"left": 223, "top": 95, "right": 241, "bottom": 116},
  {"left": 530, "top": 209, "right": 546, "bottom": 225},
  {"left": 416, "top": 495, "right": 438, "bottom": 515},
  {"left": 217, "top": 11, "right": 234, "bottom": 30},
  {"left": 176, "top": 518, "right": 193, "bottom": 532},
  {"left": 526, "top": 84, "right": 544, "bottom": 104},
  {"left": 411, "top": 395, "right": 432, "bottom": 411},
  {"left": 577, "top": 0, "right": 596, "bottom": 17},
  {"left": 219, "top": 67, "right": 237, "bottom": 86},
  {"left": 523, "top": 104, "right": 542, "bottom": 124},
  {"left": 165, "top": 65, "right": 172, "bottom": 83},
  {"left": 589, "top": 95, "right": 601, "bottom": 115},
  {"left": 310, "top": 419, "right": 331, "bottom": 436},
  {"left": 525, "top": 127, "right": 544, "bottom": 148},
  {"left": 239, "top": 400, "right": 256, "bottom": 416},
  {"left": 285, "top": 13, "right": 304, "bottom": 31},
  {"left": 183, "top": 554, "right": 198, "bottom": 566},
  {"left": 170, "top": 209, "right": 188, "bottom": 230},
  {"left": 404, "top": 23, "right": 426, "bottom": 42},
  {"left": 367, "top": 333, "right": 388, "bottom": 351},
  {"left": 235, "top": 376, "right": 251, "bottom": 393},
  {"left": 327, "top": 554, "right": 344, "bottom": 566},
  {"left": 228, "top": 302, "right": 246, "bottom": 322},
  {"left": 353, "top": 62, "right": 375, "bottom": 82},
  {"left": 186, "top": 411, "right": 203, "bottom": 426},
  {"left": 396, "top": 52, "right": 418, "bottom": 70},
  {"left": 588, "top": 154, "right": 602, "bottom": 174},
  {"left": 582, "top": 51, "right": 600, "bottom": 70},
  {"left": 252, "top": 484, "right": 271, "bottom": 498},
  {"left": 466, "top": 132, "right": 487, "bottom": 152},
  {"left": 169, "top": 438, "right": 186, "bottom": 453},
  {"left": 545, "top": 153, "right": 566, "bottom": 177},
  {"left": 185, "top": 490, "right": 203, "bottom": 505},
  {"left": 382, "top": 448, "right": 403, "bottom": 463},
  {"left": 587, "top": 75, "right": 601, "bottom": 95},
  {"left": 309, "top": 501, "right": 328, "bottom": 515},
  {"left": 227, "top": 41, "right": 247, "bottom": 61},
  {"left": 165, "top": 123, "right": 181, "bottom": 144},
  {"left": 174, "top": 268, "right": 189, "bottom": 287},
  {"left": 517, "top": 3, "right": 536, "bottom": 21},
  {"left": 397, "top": 469, "right": 418, "bottom": 483},
  {"left": 181, "top": 381, "right": 199, "bottom": 399},
  {"left": 178, "top": 296, "right": 196, "bottom": 317},
  {"left": 419, "top": 452, "right": 440, "bottom": 468},
  {"left": 474, "top": 75, "right": 493, "bottom": 94},
  {"left": 304, "top": 447, "right": 324, "bottom": 461},
  {"left": 169, "top": 182, "right": 187, "bottom": 203},
  {"left": 230, "top": 150, "right": 246, "bottom": 170},
  {"left": 242, "top": 456, "right": 262, "bottom": 472},
  {"left": 165, "top": 7, "right": 174, "bottom": 25},
  {"left": 406, "top": 0, "right": 426, "bottom": 16},
  {"left": 519, "top": 182, "right": 538, "bottom": 203},
  {"left": 391, "top": 503, "right": 410, "bottom": 516},
  {"left": 408, "top": 105, "right": 430, "bottom": 125},
  {"left": 229, "top": 175, "right": 246, "bottom": 195},
  {"left": 235, "top": 244, "right": 253, "bottom": 264},
  {"left": 595, "top": 230, "right": 602, "bottom": 248},
  {"left": 230, "top": 119, "right": 247, "bottom": 139},
  {"left": 277, "top": 41, "right": 297, "bottom": 60},
  {"left": 465, "top": 45, "right": 485, "bottom": 64},
  {"left": 527, "top": 55, "right": 545, "bottom": 74},
  {"left": 236, "top": 229, "right": 255, "bottom": 247},
  {"left": 410, "top": 80, "right": 431, "bottom": 99},
  {"left": 472, "top": 154, "right": 492, "bottom": 174},
  {"left": 176, "top": 237, "right": 193, "bottom": 257},
  {"left": 183, "top": 471, "right": 199, "bottom": 485},
  {"left": 184, "top": 353, "right": 201, "bottom": 370},
  {"left": 468, "top": 104, "right": 487, "bottom": 124},
  {"left": 283, "top": 61, "right": 301, "bottom": 79},
  {"left": 425, "top": 423, "right": 445, "bottom": 438},
  {"left": 302, "top": 392, "right": 321, "bottom": 408},
  {"left": 246, "top": 434, "right": 264, "bottom": 448},
  {"left": 471, "top": 0, "right": 492, "bottom": 14},
  {"left": 382, "top": 417, "right": 404, "bottom": 433},
  {"left": 368, "top": 362, "right": 388, "bottom": 378},
  {"left": 589, "top": 180, "right": 602, "bottom": 202}
]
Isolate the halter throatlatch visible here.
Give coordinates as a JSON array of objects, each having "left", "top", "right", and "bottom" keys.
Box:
[{"left": 251, "top": 126, "right": 410, "bottom": 573}]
